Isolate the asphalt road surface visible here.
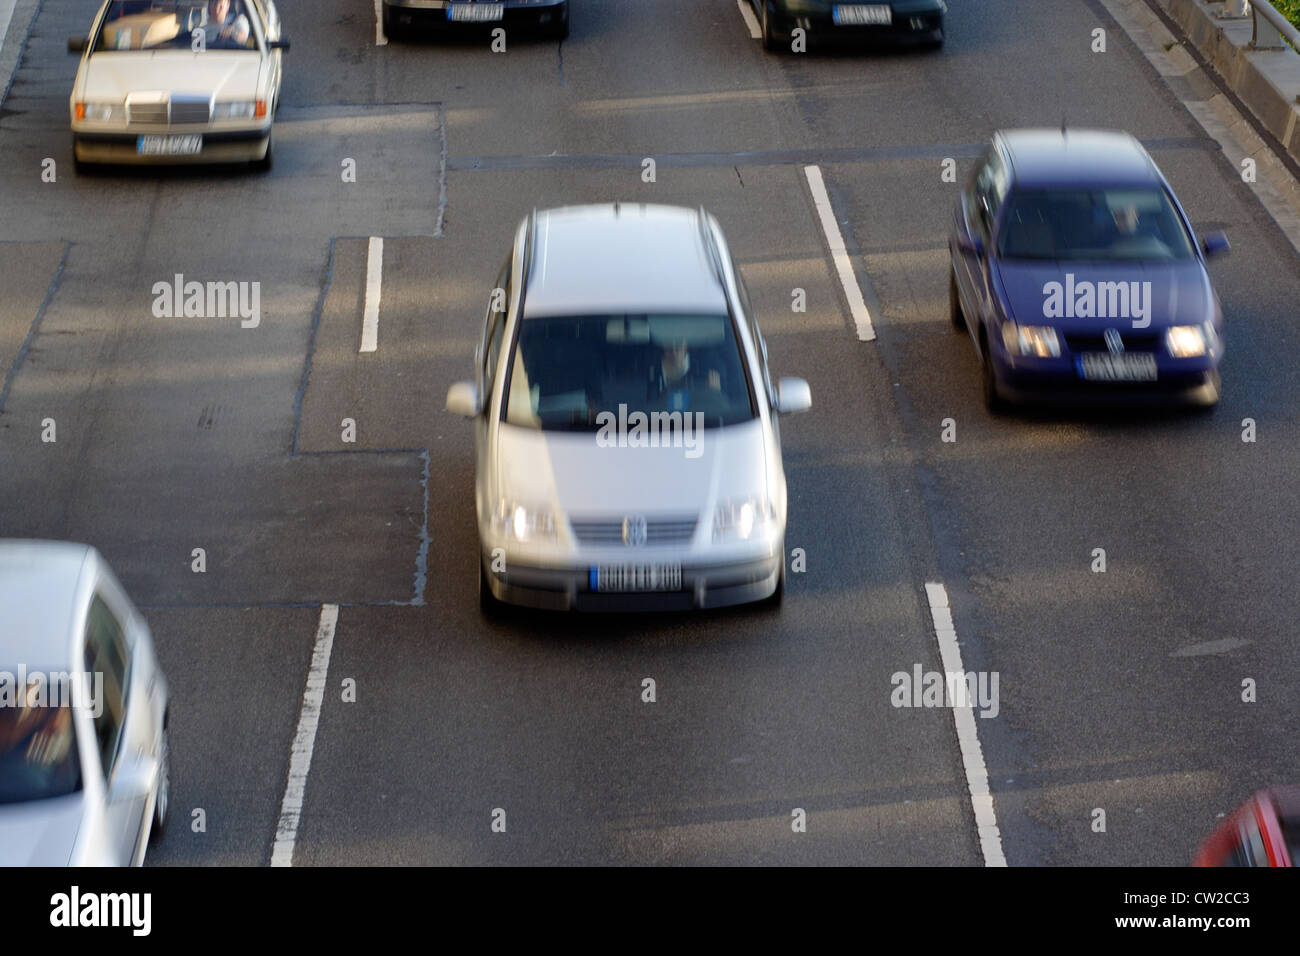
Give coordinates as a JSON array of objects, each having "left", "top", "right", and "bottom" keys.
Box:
[{"left": 1, "top": 0, "right": 1297, "bottom": 866}]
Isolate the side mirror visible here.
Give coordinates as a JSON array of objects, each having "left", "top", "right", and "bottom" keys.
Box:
[
  {"left": 446, "top": 382, "right": 482, "bottom": 418},
  {"left": 68, "top": 36, "right": 88, "bottom": 53},
  {"left": 1201, "top": 231, "right": 1229, "bottom": 258},
  {"left": 109, "top": 755, "right": 158, "bottom": 804},
  {"left": 269, "top": 38, "right": 290, "bottom": 51},
  {"left": 956, "top": 234, "right": 985, "bottom": 257},
  {"left": 775, "top": 377, "right": 812, "bottom": 415}
]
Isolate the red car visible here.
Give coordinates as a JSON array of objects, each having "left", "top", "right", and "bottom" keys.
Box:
[{"left": 1194, "top": 786, "right": 1300, "bottom": 867}]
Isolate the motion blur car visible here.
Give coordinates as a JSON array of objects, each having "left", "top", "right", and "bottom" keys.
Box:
[
  {"left": 749, "top": 0, "right": 945, "bottom": 51},
  {"left": 383, "top": 0, "right": 569, "bottom": 41},
  {"left": 0, "top": 541, "right": 170, "bottom": 866},
  {"left": 446, "top": 203, "right": 812, "bottom": 612},
  {"left": 68, "top": 0, "right": 289, "bottom": 171},
  {"left": 1194, "top": 786, "right": 1299, "bottom": 866},
  {"left": 949, "top": 129, "right": 1229, "bottom": 411}
]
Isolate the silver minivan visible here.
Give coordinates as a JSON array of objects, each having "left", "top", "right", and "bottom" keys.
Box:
[{"left": 447, "top": 203, "right": 812, "bottom": 612}]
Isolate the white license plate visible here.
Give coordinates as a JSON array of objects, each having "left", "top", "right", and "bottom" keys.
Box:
[
  {"left": 448, "top": 2, "right": 504, "bottom": 21},
  {"left": 592, "top": 564, "right": 683, "bottom": 593},
  {"left": 833, "top": 4, "right": 892, "bottom": 25},
  {"left": 137, "top": 134, "right": 203, "bottom": 156},
  {"left": 1079, "top": 353, "right": 1158, "bottom": 382}
]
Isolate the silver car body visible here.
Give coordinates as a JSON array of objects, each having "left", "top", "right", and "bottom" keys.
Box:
[
  {"left": 448, "top": 203, "right": 812, "bottom": 611},
  {"left": 0, "top": 541, "right": 169, "bottom": 866}
]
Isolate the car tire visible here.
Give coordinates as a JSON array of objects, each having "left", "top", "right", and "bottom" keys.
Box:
[
  {"left": 549, "top": 5, "right": 570, "bottom": 40},
  {"left": 479, "top": 561, "right": 504, "bottom": 616},
  {"left": 761, "top": 3, "right": 778, "bottom": 52},
  {"left": 149, "top": 726, "right": 170, "bottom": 843},
  {"left": 765, "top": 550, "right": 786, "bottom": 608},
  {"left": 949, "top": 266, "right": 966, "bottom": 330},
  {"left": 253, "top": 134, "right": 273, "bottom": 173},
  {"left": 382, "top": 6, "right": 403, "bottom": 42},
  {"left": 981, "top": 333, "right": 1006, "bottom": 414}
]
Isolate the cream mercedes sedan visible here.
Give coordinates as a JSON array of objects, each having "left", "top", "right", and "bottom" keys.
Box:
[{"left": 68, "top": 0, "right": 289, "bottom": 171}]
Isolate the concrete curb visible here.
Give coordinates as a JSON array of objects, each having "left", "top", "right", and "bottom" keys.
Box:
[
  {"left": 1158, "top": 0, "right": 1300, "bottom": 165},
  {"left": 0, "top": 0, "right": 40, "bottom": 115}
]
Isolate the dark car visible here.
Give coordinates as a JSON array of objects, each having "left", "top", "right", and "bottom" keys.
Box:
[
  {"left": 383, "top": 0, "right": 568, "bottom": 42},
  {"left": 749, "top": 0, "right": 945, "bottom": 51},
  {"left": 1194, "top": 786, "right": 1299, "bottom": 867},
  {"left": 949, "top": 129, "right": 1229, "bottom": 411}
]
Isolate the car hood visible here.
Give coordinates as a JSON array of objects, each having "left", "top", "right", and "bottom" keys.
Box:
[
  {"left": 82, "top": 51, "right": 262, "bottom": 101},
  {"left": 495, "top": 418, "right": 770, "bottom": 516},
  {"left": 0, "top": 794, "right": 84, "bottom": 866},
  {"left": 995, "top": 258, "right": 1215, "bottom": 331}
]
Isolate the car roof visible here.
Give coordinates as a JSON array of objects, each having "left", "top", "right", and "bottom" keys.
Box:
[
  {"left": 0, "top": 541, "right": 95, "bottom": 671},
  {"left": 997, "top": 129, "right": 1160, "bottom": 188},
  {"left": 523, "top": 203, "right": 729, "bottom": 318}
]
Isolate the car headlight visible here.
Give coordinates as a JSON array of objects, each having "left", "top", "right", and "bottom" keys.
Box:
[
  {"left": 1166, "top": 324, "right": 1208, "bottom": 358},
  {"left": 213, "top": 101, "right": 257, "bottom": 120},
  {"left": 1001, "top": 322, "right": 1060, "bottom": 358},
  {"left": 713, "top": 497, "right": 777, "bottom": 542},
  {"left": 492, "top": 500, "right": 556, "bottom": 542},
  {"left": 78, "top": 102, "right": 120, "bottom": 122}
]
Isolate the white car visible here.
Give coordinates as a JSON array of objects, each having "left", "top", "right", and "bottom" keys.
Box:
[
  {"left": 446, "top": 203, "right": 812, "bottom": 612},
  {"left": 68, "top": 0, "right": 289, "bottom": 170},
  {"left": 0, "top": 541, "right": 170, "bottom": 866}
]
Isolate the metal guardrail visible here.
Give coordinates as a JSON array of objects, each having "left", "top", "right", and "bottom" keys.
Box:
[{"left": 1218, "top": 0, "right": 1300, "bottom": 51}]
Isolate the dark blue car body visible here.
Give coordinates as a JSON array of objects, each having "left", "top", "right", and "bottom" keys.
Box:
[{"left": 949, "top": 129, "right": 1228, "bottom": 410}]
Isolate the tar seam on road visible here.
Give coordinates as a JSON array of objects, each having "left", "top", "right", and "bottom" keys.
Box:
[
  {"left": 0, "top": 241, "right": 68, "bottom": 415},
  {"left": 271, "top": 603, "right": 339, "bottom": 867},
  {"left": 924, "top": 582, "right": 1007, "bottom": 868}
]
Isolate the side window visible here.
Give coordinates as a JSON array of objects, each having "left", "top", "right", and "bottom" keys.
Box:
[
  {"left": 970, "top": 150, "right": 1009, "bottom": 243},
  {"left": 83, "top": 595, "right": 129, "bottom": 778},
  {"left": 481, "top": 256, "right": 511, "bottom": 404},
  {"left": 731, "top": 258, "right": 775, "bottom": 405}
]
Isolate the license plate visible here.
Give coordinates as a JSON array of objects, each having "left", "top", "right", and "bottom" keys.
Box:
[
  {"left": 1079, "top": 352, "right": 1158, "bottom": 382},
  {"left": 833, "top": 4, "right": 892, "bottom": 25},
  {"left": 137, "top": 134, "right": 202, "bottom": 156},
  {"left": 592, "top": 564, "right": 683, "bottom": 593},
  {"left": 448, "top": 2, "right": 504, "bottom": 22}
]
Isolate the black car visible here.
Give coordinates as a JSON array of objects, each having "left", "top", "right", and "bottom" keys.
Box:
[
  {"left": 749, "top": 0, "right": 945, "bottom": 51},
  {"left": 383, "top": 0, "right": 569, "bottom": 42}
]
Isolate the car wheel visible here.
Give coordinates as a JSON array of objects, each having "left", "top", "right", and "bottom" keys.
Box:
[
  {"left": 765, "top": 550, "right": 786, "bottom": 608},
  {"left": 549, "top": 5, "right": 570, "bottom": 40},
  {"left": 382, "top": 5, "right": 403, "bottom": 42},
  {"left": 479, "top": 561, "right": 504, "bottom": 616},
  {"left": 949, "top": 266, "right": 966, "bottom": 329},
  {"left": 150, "top": 726, "right": 170, "bottom": 843},
  {"left": 981, "top": 333, "right": 1006, "bottom": 414},
  {"left": 761, "top": 3, "right": 778, "bottom": 52},
  {"left": 253, "top": 134, "right": 273, "bottom": 173}
]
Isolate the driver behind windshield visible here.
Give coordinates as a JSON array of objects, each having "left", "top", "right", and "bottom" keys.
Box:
[
  {"left": 200, "top": 0, "right": 250, "bottom": 47},
  {"left": 652, "top": 340, "right": 723, "bottom": 413}
]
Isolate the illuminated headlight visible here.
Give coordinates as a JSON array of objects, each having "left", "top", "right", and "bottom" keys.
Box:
[
  {"left": 1165, "top": 324, "right": 1208, "bottom": 358},
  {"left": 492, "top": 500, "right": 556, "bottom": 542},
  {"left": 713, "top": 497, "right": 776, "bottom": 542},
  {"left": 213, "top": 101, "right": 256, "bottom": 120},
  {"left": 1001, "top": 322, "right": 1060, "bottom": 358},
  {"left": 80, "top": 102, "right": 120, "bottom": 122}
]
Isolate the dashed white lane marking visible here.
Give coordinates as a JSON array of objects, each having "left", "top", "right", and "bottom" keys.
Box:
[
  {"left": 924, "top": 582, "right": 1007, "bottom": 867},
  {"left": 803, "top": 164, "right": 876, "bottom": 342},
  {"left": 270, "top": 603, "right": 339, "bottom": 867},
  {"left": 374, "top": 0, "right": 388, "bottom": 46},
  {"left": 360, "top": 236, "right": 383, "bottom": 353},
  {"left": 736, "top": 0, "right": 761, "bottom": 39}
]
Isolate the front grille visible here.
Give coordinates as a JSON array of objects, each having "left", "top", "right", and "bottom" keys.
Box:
[
  {"left": 1064, "top": 332, "right": 1163, "bottom": 353},
  {"left": 170, "top": 100, "right": 211, "bottom": 124},
  {"left": 127, "top": 103, "right": 168, "bottom": 125},
  {"left": 570, "top": 515, "right": 698, "bottom": 546}
]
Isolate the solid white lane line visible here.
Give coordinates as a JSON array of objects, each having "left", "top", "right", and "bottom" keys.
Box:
[
  {"left": 374, "top": 0, "right": 388, "bottom": 46},
  {"left": 736, "top": 0, "right": 761, "bottom": 39},
  {"left": 270, "top": 604, "right": 339, "bottom": 867},
  {"left": 924, "top": 582, "right": 1007, "bottom": 867},
  {"left": 360, "top": 236, "right": 383, "bottom": 353},
  {"left": 803, "top": 165, "right": 876, "bottom": 342}
]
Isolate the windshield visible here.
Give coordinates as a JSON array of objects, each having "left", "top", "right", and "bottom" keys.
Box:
[
  {"left": 503, "top": 313, "right": 756, "bottom": 432},
  {"left": 997, "top": 187, "right": 1196, "bottom": 262},
  {"left": 0, "top": 697, "right": 82, "bottom": 805},
  {"left": 93, "top": 0, "right": 257, "bottom": 52}
]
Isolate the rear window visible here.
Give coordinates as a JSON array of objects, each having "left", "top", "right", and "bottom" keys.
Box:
[
  {"left": 503, "top": 313, "right": 755, "bottom": 432},
  {"left": 997, "top": 187, "right": 1196, "bottom": 262}
]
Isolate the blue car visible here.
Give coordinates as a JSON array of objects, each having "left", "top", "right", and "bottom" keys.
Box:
[{"left": 949, "top": 129, "right": 1229, "bottom": 411}]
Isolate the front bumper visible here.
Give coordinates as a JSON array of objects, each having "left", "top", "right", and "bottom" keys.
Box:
[
  {"left": 768, "top": 1, "right": 944, "bottom": 47},
  {"left": 483, "top": 550, "right": 782, "bottom": 612},
  {"left": 384, "top": 0, "right": 568, "bottom": 33},
  {"left": 72, "top": 127, "right": 272, "bottom": 166},
  {"left": 993, "top": 354, "right": 1222, "bottom": 408}
]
